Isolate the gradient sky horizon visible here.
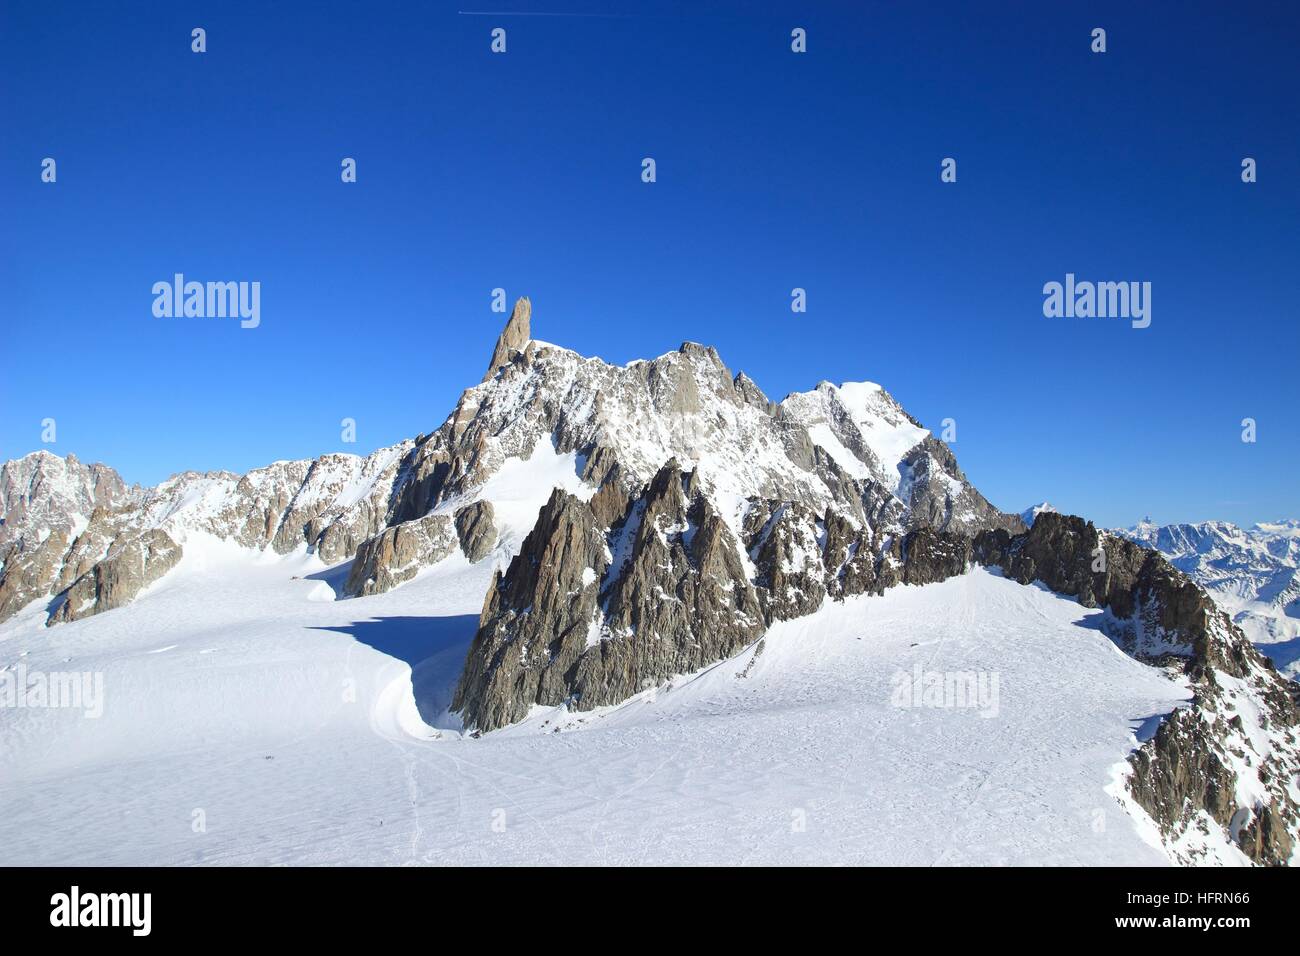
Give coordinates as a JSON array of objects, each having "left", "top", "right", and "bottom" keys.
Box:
[{"left": 2, "top": 1, "right": 1297, "bottom": 529}]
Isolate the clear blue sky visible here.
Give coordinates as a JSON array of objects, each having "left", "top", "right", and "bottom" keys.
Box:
[{"left": 2, "top": 1, "right": 1296, "bottom": 529}]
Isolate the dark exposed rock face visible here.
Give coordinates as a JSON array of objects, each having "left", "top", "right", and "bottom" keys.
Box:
[
  {"left": 1125, "top": 696, "right": 1295, "bottom": 866},
  {"left": 1126, "top": 709, "right": 1236, "bottom": 844},
  {"left": 0, "top": 528, "right": 73, "bottom": 620},
  {"left": 745, "top": 500, "right": 827, "bottom": 621},
  {"left": 732, "top": 371, "right": 775, "bottom": 414},
  {"left": 345, "top": 513, "right": 457, "bottom": 597},
  {"left": 1123, "top": 648, "right": 1300, "bottom": 866},
  {"left": 338, "top": 495, "right": 498, "bottom": 597},
  {"left": 451, "top": 488, "right": 609, "bottom": 731},
  {"left": 0, "top": 453, "right": 133, "bottom": 622},
  {"left": 582, "top": 462, "right": 764, "bottom": 708},
  {"left": 902, "top": 437, "right": 1026, "bottom": 536},
  {"left": 972, "top": 512, "right": 1140, "bottom": 610},
  {"left": 453, "top": 461, "right": 765, "bottom": 731},
  {"left": 822, "top": 511, "right": 877, "bottom": 598},
  {"left": 587, "top": 463, "right": 631, "bottom": 529},
  {"left": 48, "top": 528, "right": 182, "bottom": 625},
  {"left": 897, "top": 528, "right": 972, "bottom": 585},
  {"left": 454, "top": 500, "right": 497, "bottom": 563}
]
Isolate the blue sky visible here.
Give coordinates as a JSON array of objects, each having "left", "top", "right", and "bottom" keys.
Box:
[{"left": 2, "top": 1, "right": 1296, "bottom": 528}]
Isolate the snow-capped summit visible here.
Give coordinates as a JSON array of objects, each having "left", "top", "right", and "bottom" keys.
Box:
[
  {"left": 778, "top": 380, "right": 929, "bottom": 492},
  {"left": 1019, "top": 502, "right": 1057, "bottom": 527},
  {"left": 1254, "top": 518, "right": 1300, "bottom": 539}
]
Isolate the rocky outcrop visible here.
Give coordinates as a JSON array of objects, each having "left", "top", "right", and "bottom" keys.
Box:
[
  {"left": 345, "top": 513, "right": 458, "bottom": 597},
  {"left": 48, "top": 529, "right": 182, "bottom": 625},
  {"left": 453, "top": 461, "right": 765, "bottom": 731},
  {"left": 1116, "top": 518, "right": 1300, "bottom": 675},
  {"left": 902, "top": 437, "right": 1026, "bottom": 536},
  {"left": 587, "top": 462, "right": 631, "bottom": 529},
  {"left": 732, "top": 371, "right": 775, "bottom": 414},
  {"left": 1121, "top": 611, "right": 1300, "bottom": 866},
  {"left": 745, "top": 500, "right": 828, "bottom": 621},
  {"left": 483, "top": 296, "right": 531, "bottom": 381},
  {"left": 452, "top": 488, "right": 610, "bottom": 731},
  {"left": 744, "top": 507, "right": 974, "bottom": 612},
  {"left": 0, "top": 451, "right": 130, "bottom": 551},
  {"left": 0, "top": 527, "right": 73, "bottom": 620},
  {"left": 0, "top": 444, "right": 413, "bottom": 625},
  {"left": 896, "top": 527, "right": 973, "bottom": 585},
  {"left": 821, "top": 511, "right": 880, "bottom": 598},
  {"left": 454, "top": 500, "right": 497, "bottom": 562},
  {"left": 0, "top": 453, "right": 134, "bottom": 621},
  {"left": 343, "top": 498, "right": 498, "bottom": 597},
  {"left": 582, "top": 462, "right": 764, "bottom": 709},
  {"left": 1126, "top": 672, "right": 1299, "bottom": 867}
]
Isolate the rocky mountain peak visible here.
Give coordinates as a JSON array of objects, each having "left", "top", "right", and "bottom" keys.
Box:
[
  {"left": 2, "top": 299, "right": 1024, "bottom": 629},
  {"left": 732, "top": 371, "right": 773, "bottom": 413},
  {"left": 483, "top": 296, "right": 531, "bottom": 381},
  {"left": 0, "top": 451, "right": 131, "bottom": 536}
]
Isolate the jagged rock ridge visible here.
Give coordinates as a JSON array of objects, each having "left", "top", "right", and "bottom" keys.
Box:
[{"left": 1, "top": 299, "right": 1018, "bottom": 630}]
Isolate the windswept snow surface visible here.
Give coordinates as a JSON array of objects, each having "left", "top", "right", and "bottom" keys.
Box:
[{"left": 0, "top": 558, "right": 1188, "bottom": 866}]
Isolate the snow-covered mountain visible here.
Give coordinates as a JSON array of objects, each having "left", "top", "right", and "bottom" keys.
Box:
[
  {"left": 0, "top": 297, "right": 1016, "bottom": 629},
  {"left": 2, "top": 299, "right": 1297, "bottom": 867},
  {"left": 1020, "top": 501, "right": 1057, "bottom": 527},
  {"left": 1116, "top": 518, "right": 1300, "bottom": 679}
]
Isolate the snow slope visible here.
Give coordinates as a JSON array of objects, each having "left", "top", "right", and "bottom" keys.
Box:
[{"left": 0, "top": 554, "right": 1189, "bottom": 866}]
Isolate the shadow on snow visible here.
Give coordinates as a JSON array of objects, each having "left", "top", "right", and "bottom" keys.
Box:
[{"left": 310, "top": 614, "right": 478, "bottom": 727}]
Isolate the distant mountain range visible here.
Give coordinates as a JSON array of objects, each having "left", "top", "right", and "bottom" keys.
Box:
[{"left": 1117, "top": 518, "right": 1300, "bottom": 679}]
